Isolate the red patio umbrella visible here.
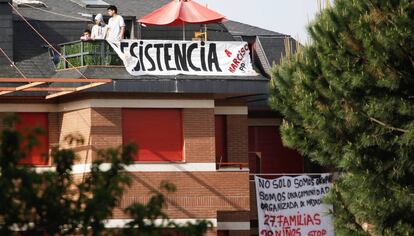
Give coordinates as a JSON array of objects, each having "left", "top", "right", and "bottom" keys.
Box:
[{"left": 138, "top": 0, "right": 226, "bottom": 40}]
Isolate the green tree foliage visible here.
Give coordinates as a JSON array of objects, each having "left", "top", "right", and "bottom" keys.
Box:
[
  {"left": 269, "top": 0, "right": 413, "bottom": 235},
  {"left": 0, "top": 114, "right": 211, "bottom": 235}
]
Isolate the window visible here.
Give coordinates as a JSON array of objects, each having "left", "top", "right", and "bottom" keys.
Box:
[
  {"left": 122, "top": 109, "right": 183, "bottom": 162},
  {"left": 249, "top": 126, "right": 303, "bottom": 173},
  {"left": 215, "top": 115, "right": 227, "bottom": 163},
  {"left": 15, "top": 113, "right": 49, "bottom": 165}
]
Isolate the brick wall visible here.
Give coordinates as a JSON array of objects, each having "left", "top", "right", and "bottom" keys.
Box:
[
  {"left": 183, "top": 108, "right": 215, "bottom": 163},
  {"left": 0, "top": 109, "right": 249, "bottom": 167},
  {"left": 105, "top": 171, "right": 250, "bottom": 219},
  {"left": 58, "top": 108, "right": 92, "bottom": 164},
  {"left": 0, "top": 108, "right": 251, "bottom": 235},
  {"left": 218, "top": 210, "right": 250, "bottom": 222},
  {"left": 90, "top": 108, "right": 123, "bottom": 159},
  {"left": 55, "top": 108, "right": 123, "bottom": 164},
  {"left": 57, "top": 108, "right": 216, "bottom": 164},
  {"left": 48, "top": 112, "right": 60, "bottom": 165},
  {"left": 48, "top": 113, "right": 59, "bottom": 148},
  {"left": 226, "top": 115, "right": 248, "bottom": 164}
]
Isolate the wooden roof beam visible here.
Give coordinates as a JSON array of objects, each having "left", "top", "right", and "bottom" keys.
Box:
[
  {"left": 0, "top": 87, "right": 76, "bottom": 92},
  {"left": 45, "top": 82, "right": 108, "bottom": 99},
  {"left": 0, "top": 78, "right": 112, "bottom": 83},
  {"left": 0, "top": 82, "right": 45, "bottom": 95},
  {"left": 0, "top": 78, "right": 111, "bottom": 97}
]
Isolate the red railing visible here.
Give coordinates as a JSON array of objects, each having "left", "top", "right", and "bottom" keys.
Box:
[
  {"left": 217, "top": 162, "right": 248, "bottom": 170},
  {"left": 216, "top": 152, "right": 261, "bottom": 170}
]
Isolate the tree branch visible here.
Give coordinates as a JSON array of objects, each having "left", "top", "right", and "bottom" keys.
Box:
[
  {"left": 368, "top": 116, "right": 408, "bottom": 133},
  {"left": 334, "top": 186, "right": 373, "bottom": 235}
]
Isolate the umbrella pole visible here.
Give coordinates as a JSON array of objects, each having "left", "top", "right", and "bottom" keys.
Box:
[{"left": 182, "top": 23, "right": 185, "bottom": 41}]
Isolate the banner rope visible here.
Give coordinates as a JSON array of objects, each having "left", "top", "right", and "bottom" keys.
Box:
[{"left": 9, "top": 2, "right": 89, "bottom": 80}]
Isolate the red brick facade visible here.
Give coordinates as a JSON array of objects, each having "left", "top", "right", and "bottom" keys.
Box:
[
  {"left": 227, "top": 115, "right": 248, "bottom": 164},
  {"left": 112, "top": 171, "right": 249, "bottom": 219},
  {"left": 0, "top": 105, "right": 251, "bottom": 235},
  {"left": 91, "top": 108, "right": 123, "bottom": 153},
  {"left": 183, "top": 108, "right": 216, "bottom": 163}
]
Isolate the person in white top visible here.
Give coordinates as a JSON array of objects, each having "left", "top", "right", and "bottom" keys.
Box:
[
  {"left": 106, "top": 5, "right": 125, "bottom": 42},
  {"left": 91, "top": 13, "right": 107, "bottom": 40}
]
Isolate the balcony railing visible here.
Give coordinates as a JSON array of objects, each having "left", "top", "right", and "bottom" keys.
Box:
[
  {"left": 216, "top": 154, "right": 249, "bottom": 171},
  {"left": 52, "top": 40, "right": 123, "bottom": 70}
]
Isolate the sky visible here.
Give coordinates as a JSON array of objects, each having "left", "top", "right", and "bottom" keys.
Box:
[{"left": 201, "top": 0, "right": 326, "bottom": 43}]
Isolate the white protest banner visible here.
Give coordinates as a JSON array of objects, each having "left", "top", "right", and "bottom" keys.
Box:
[
  {"left": 109, "top": 40, "right": 257, "bottom": 76},
  {"left": 255, "top": 174, "right": 334, "bottom": 236}
]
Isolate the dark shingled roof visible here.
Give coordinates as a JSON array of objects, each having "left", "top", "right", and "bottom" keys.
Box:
[
  {"left": 223, "top": 21, "right": 285, "bottom": 37},
  {"left": 13, "top": 0, "right": 170, "bottom": 22},
  {"left": 255, "top": 36, "right": 298, "bottom": 74},
  {"left": 0, "top": 64, "right": 20, "bottom": 78},
  {"left": 0, "top": 0, "right": 291, "bottom": 97},
  {"left": 8, "top": 20, "right": 86, "bottom": 78}
]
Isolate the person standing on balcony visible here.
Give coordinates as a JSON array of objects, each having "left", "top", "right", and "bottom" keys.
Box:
[
  {"left": 91, "top": 13, "right": 107, "bottom": 40},
  {"left": 106, "top": 5, "right": 125, "bottom": 42}
]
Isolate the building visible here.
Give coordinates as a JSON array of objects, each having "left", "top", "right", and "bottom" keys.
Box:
[{"left": 0, "top": 0, "right": 310, "bottom": 235}]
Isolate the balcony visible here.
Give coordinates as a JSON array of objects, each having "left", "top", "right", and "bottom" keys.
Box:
[{"left": 52, "top": 40, "right": 123, "bottom": 70}]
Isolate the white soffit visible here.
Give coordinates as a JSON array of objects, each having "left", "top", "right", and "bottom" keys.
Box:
[
  {"left": 214, "top": 106, "right": 248, "bottom": 115},
  {"left": 0, "top": 99, "right": 215, "bottom": 112}
]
